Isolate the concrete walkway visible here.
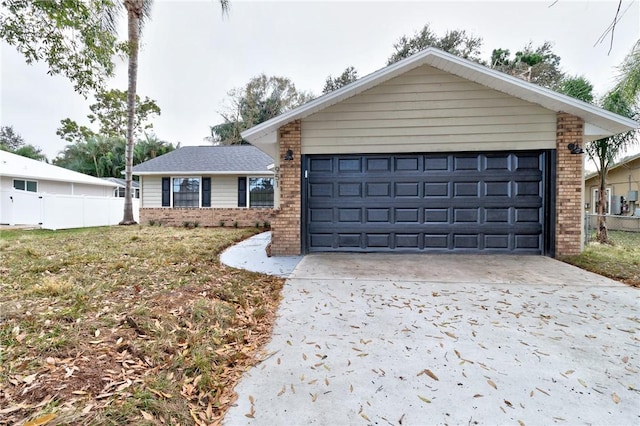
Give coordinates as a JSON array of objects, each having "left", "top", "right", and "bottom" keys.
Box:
[
  {"left": 220, "top": 232, "right": 303, "bottom": 278},
  {"left": 224, "top": 254, "right": 640, "bottom": 426}
]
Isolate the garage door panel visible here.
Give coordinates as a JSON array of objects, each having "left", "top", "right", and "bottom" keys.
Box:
[{"left": 307, "top": 152, "right": 546, "bottom": 253}]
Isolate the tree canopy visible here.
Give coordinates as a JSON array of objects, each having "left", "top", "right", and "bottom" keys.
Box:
[
  {"left": 557, "top": 76, "right": 594, "bottom": 103},
  {"left": 489, "top": 42, "right": 564, "bottom": 89},
  {"left": 57, "top": 89, "right": 161, "bottom": 144},
  {"left": 53, "top": 133, "right": 176, "bottom": 178},
  {"left": 323, "top": 66, "right": 359, "bottom": 94},
  {"left": 0, "top": 0, "right": 119, "bottom": 95},
  {"left": 0, "top": 125, "right": 47, "bottom": 161},
  {"left": 387, "top": 23, "right": 483, "bottom": 65},
  {"left": 210, "top": 74, "right": 313, "bottom": 145}
]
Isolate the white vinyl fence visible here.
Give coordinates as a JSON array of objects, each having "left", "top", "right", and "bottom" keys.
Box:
[{"left": 0, "top": 189, "right": 139, "bottom": 230}]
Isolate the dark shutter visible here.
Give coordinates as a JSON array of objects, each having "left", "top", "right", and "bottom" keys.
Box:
[
  {"left": 202, "top": 177, "right": 211, "bottom": 207},
  {"left": 238, "top": 177, "right": 247, "bottom": 207},
  {"left": 161, "top": 177, "right": 170, "bottom": 206}
]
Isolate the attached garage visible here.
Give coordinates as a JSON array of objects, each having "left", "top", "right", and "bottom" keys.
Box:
[
  {"left": 241, "top": 48, "right": 638, "bottom": 257},
  {"left": 305, "top": 151, "right": 553, "bottom": 254}
]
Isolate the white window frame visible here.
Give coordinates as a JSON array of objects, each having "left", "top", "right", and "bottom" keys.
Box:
[
  {"left": 172, "top": 176, "right": 202, "bottom": 208},
  {"left": 13, "top": 179, "right": 38, "bottom": 192},
  {"left": 247, "top": 176, "right": 275, "bottom": 208},
  {"left": 593, "top": 188, "right": 611, "bottom": 215}
]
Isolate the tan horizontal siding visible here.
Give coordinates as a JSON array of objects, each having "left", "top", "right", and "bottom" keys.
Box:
[
  {"left": 301, "top": 64, "right": 556, "bottom": 155},
  {"left": 211, "top": 176, "right": 237, "bottom": 208},
  {"left": 142, "top": 176, "right": 162, "bottom": 207}
]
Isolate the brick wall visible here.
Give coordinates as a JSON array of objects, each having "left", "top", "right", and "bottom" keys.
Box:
[
  {"left": 140, "top": 207, "right": 275, "bottom": 228},
  {"left": 271, "top": 120, "right": 302, "bottom": 255},
  {"left": 555, "top": 112, "right": 585, "bottom": 256}
]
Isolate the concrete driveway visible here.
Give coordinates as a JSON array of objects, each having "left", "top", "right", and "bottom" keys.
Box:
[{"left": 224, "top": 254, "right": 640, "bottom": 425}]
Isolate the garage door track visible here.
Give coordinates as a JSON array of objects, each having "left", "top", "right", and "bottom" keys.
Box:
[{"left": 224, "top": 254, "right": 640, "bottom": 425}]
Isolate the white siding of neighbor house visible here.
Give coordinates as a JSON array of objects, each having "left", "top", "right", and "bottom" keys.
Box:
[
  {"left": 1, "top": 176, "right": 113, "bottom": 196},
  {"left": 301, "top": 65, "right": 557, "bottom": 154}
]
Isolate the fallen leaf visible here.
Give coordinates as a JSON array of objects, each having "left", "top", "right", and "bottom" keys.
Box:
[
  {"left": 249, "top": 395, "right": 255, "bottom": 405},
  {"left": 311, "top": 393, "right": 317, "bottom": 402},
  {"left": 518, "top": 420, "right": 525, "bottom": 426},
  {"left": 424, "top": 369, "right": 439, "bottom": 381},
  {"left": 23, "top": 373, "right": 38, "bottom": 384},
  {"left": 504, "top": 399, "right": 513, "bottom": 408},
  {"left": 487, "top": 379, "right": 497, "bottom": 390},
  {"left": 140, "top": 411, "right": 154, "bottom": 421},
  {"left": 360, "top": 413, "right": 370, "bottom": 421},
  {"left": 24, "top": 414, "right": 56, "bottom": 426},
  {"left": 535, "top": 387, "right": 550, "bottom": 396},
  {"left": 612, "top": 393, "right": 620, "bottom": 404},
  {"left": 418, "top": 395, "right": 431, "bottom": 403},
  {"left": 473, "top": 394, "right": 483, "bottom": 398},
  {"left": 564, "top": 370, "right": 575, "bottom": 375},
  {"left": 578, "top": 378, "right": 587, "bottom": 388},
  {"left": 277, "top": 385, "right": 285, "bottom": 397}
]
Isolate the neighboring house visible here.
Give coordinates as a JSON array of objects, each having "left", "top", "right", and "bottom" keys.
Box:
[
  {"left": 0, "top": 149, "right": 134, "bottom": 228},
  {"left": 240, "top": 48, "right": 638, "bottom": 257},
  {"left": 1, "top": 149, "right": 118, "bottom": 197},
  {"left": 132, "top": 145, "right": 275, "bottom": 226},
  {"left": 101, "top": 177, "right": 141, "bottom": 199},
  {"left": 584, "top": 153, "right": 640, "bottom": 216}
]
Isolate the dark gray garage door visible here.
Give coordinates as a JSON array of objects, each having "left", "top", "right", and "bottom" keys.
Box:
[{"left": 305, "top": 152, "right": 550, "bottom": 254}]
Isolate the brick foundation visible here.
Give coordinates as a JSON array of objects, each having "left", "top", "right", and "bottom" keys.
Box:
[
  {"left": 271, "top": 120, "right": 302, "bottom": 255},
  {"left": 140, "top": 207, "right": 275, "bottom": 228},
  {"left": 555, "top": 112, "right": 585, "bottom": 256}
]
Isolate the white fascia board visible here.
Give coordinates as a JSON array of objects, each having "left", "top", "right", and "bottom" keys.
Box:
[
  {"left": 133, "top": 171, "right": 274, "bottom": 176},
  {"left": 241, "top": 47, "right": 638, "bottom": 145}
]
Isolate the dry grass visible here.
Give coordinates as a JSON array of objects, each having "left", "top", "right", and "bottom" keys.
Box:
[
  {"left": 0, "top": 226, "right": 284, "bottom": 425},
  {"left": 562, "top": 230, "right": 640, "bottom": 287}
]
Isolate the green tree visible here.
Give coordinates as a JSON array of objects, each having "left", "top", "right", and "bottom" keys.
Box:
[
  {"left": 210, "top": 74, "right": 313, "bottom": 145},
  {"left": 134, "top": 133, "right": 176, "bottom": 164},
  {"left": 0, "top": 0, "right": 119, "bottom": 95},
  {"left": 615, "top": 39, "right": 640, "bottom": 105},
  {"left": 490, "top": 42, "right": 564, "bottom": 89},
  {"left": 323, "top": 66, "right": 359, "bottom": 94},
  {"left": 557, "top": 76, "right": 594, "bottom": 103},
  {"left": 0, "top": 125, "right": 47, "bottom": 161},
  {"left": 0, "top": 125, "right": 25, "bottom": 151},
  {"left": 588, "top": 89, "right": 638, "bottom": 243},
  {"left": 387, "top": 23, "right": 483, "bottom": 65},
  {"left": 12, "top": 144, "right": 47, "bottom": 162},
  {"left": 57, "top": 89, "right": 161, "bottom": 143}
]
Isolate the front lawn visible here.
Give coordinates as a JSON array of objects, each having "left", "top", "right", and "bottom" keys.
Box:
[
  {"left": 562, "top": 230, "right": 640, "bottom": 287},
  {"left": 0, "top": 226, "right": 284, "bottom": 424}
]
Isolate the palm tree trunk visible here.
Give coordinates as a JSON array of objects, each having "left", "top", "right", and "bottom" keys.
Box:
[{"left": 120, "top": 2, "right": 140, "bottom": 225}]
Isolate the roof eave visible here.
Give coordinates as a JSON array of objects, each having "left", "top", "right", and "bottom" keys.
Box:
[{"left": 242, "top": 47, "right": 638, "bottom": 145}]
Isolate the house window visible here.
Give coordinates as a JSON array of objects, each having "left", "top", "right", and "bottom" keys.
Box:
[
  {"left": 593, "top": 188, "right": 611, "bottom": 215},
  {"left": 13, "top": 179, "right": 37, "bottom": 192},
  {"left": 173, "top": 177, "right": 200, "bottom": 207},
  {"left": 249, "top": 177, "right": 274, "bottom": 208},
  {"left": 114, "top": 187, "right": 140, "bottom": 198}
]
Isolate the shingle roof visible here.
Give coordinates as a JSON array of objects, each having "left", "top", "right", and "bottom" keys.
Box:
[
  {"left": 132, "top": 145, "right": 274, "bottom": 175},
  {"left": 101, "top": 177, "right": 140, "bottom": 188}
]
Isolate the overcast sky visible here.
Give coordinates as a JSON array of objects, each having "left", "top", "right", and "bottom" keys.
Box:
[{"left": 1, "top": 0, "right": 639, "bottom": 160}]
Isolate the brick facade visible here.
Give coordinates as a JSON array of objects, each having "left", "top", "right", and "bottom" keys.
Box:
[
  {"left": 269, "top": 115, "right": 586, "bottom": 257},
  {"left": 271, "top": 120, "right": 302, "bottom": 255},
  {"left": 140, "top": 207, "right": 275, "bottom": 228},
  {"left": 555, "top": 112, "right": 585, "bottom": 256}
]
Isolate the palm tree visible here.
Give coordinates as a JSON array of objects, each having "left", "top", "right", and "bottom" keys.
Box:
[
  {"left": 616, "top": 39, "right": 640, "bottom": 105},
  {"left": 588, "top": 90, "right": 637, "bottom": 243},
  {"left": 113, "top": 0, "right": 229, "bottom": 224}
]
